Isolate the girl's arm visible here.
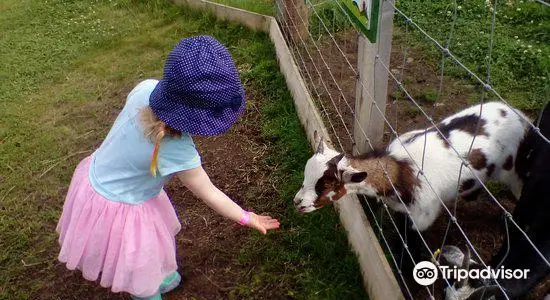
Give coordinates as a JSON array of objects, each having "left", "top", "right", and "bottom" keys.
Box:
[{"left": 176, "top": 166, "right": 280, "bottom": 234}]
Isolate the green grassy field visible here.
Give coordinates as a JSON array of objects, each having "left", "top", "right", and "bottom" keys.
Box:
[{"left": 0, "top": 0, "right": 365, "bottom": 299}]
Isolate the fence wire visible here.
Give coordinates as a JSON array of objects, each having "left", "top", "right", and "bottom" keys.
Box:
[
  {"left": 535, "top": 0, "right": 550, "bottom": 7},
  {"left": 276, "top": 0, "right": 550, "bottom": 299}
]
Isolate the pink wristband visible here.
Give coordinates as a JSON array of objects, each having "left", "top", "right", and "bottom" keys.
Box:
[{"left": 239, "top": 210, "right": 250, "bottom": 225}]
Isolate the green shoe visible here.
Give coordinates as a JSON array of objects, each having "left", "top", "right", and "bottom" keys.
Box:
[
  {"left": 130, "top": 292, "right": 162, "bottom": 300},
  {"left": 159, "top": 272, "right": 181, "bottom": 294}
]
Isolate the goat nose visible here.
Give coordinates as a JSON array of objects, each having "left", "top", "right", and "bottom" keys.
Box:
[{"left": 293, "top": 198, "right": 302, "bottom": 205}]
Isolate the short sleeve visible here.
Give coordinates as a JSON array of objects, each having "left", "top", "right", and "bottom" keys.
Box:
[
  {"left": 157, "top": 134, "right": 201, "bottom": 177},
  {"left": 126, "top": 79, "right": 159, "bottom": 103}
]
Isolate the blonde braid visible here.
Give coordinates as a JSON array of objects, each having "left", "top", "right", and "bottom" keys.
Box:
[{"left": 140, "top": 107, "right": 181, "bottom": 176}]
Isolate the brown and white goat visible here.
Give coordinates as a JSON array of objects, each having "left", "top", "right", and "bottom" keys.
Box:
[{"left": 294, "top": 102, "right": 531, "bottom": 231}]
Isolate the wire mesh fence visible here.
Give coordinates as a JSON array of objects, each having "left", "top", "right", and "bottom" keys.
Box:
[{"left": 276, "top": 0, "right": 550, "bottom": 298}]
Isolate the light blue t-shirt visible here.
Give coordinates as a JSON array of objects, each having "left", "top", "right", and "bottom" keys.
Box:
[{"left": 89, "top": 79, "right": 201, "bottom": 204}]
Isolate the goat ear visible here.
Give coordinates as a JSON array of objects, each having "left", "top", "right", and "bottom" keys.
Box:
[
  {"left": 342, "top": 169, "right": 368, "bottom": 183},
  {"left": 456, "top": 247, "right": 471, "bottom": 288},
  {"left": 336, "top": 157, "right": 368, "bottom": 183},
  {"left": 349, "top": 171, "right": 368, "bottom": 183}
]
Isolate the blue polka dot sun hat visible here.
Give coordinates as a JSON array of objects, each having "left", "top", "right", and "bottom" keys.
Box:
[{"left": 149, "top": 36, "right": 246, "bottom": 136}]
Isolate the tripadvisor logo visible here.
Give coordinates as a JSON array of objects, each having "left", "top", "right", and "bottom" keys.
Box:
[
  {"left": 413, "top": 261, "right": 530, "bottom": 286},
  {"left": 413, "top": 261, "right": 438, "bottom": 285}
]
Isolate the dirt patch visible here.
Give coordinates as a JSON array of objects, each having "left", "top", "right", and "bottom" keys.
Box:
[
  {"left": 290, "top": 27, "right": 548, "bottom": 299},
  {"left": 166, "top": 94, "right": 280, "bottom": 299}
]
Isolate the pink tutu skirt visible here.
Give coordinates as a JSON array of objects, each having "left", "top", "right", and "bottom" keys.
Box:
[{"left": 56, "top": 156, "right": 182, "bottom": 297}]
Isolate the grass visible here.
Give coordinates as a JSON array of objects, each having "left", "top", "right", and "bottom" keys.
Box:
[
  {"left": 395, "top": 0, "right": 549, "bottom": 109},
  {"left": 417, "top": 89, "right": 439, "bottom": 104},
  {"left": 308, "top": 1, "right": 355, "bottom": 39},
  {"left": 0, "top": 0, "right": 365, "bottom": 299}
]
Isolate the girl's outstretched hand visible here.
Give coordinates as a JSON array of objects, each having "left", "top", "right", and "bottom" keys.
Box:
[{"left": 248, "top": 212, "right": 280, "bottom": 234}]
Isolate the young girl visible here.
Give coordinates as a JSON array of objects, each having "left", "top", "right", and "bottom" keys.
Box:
[{"left": 56, "top": 36, "right": 280, "bottom": 300}]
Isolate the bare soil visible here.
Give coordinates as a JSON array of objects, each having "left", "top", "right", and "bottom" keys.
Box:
[{"left": 291, "top": 28, "right": 548, "bottom": 299}]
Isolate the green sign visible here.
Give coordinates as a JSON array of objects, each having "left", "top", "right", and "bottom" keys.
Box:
[{"left": 339, "top": 0, "right": 380, "bottom": 42}]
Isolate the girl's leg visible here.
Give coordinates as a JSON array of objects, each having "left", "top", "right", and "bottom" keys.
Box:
[{"left": 159, "top": 271, "right": 181, "bottom": 294}]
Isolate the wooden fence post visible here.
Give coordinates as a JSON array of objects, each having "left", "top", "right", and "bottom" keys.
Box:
[
  {"left": 351, "top": 1, "right": 407, "bottom": 299},
  {"left": 275, "top": 0, "right": 309, "bottom": 41},
  {"left": 354, "top": 0, "right": 395, "bottom": 154}
]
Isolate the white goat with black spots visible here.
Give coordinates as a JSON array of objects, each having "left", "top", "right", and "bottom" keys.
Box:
[
  {"left": 442, "top": 102, "right": 550, "bottom": 300},
  {"left": 294, "top": 102, "right": 531, "bottom": 231}
]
